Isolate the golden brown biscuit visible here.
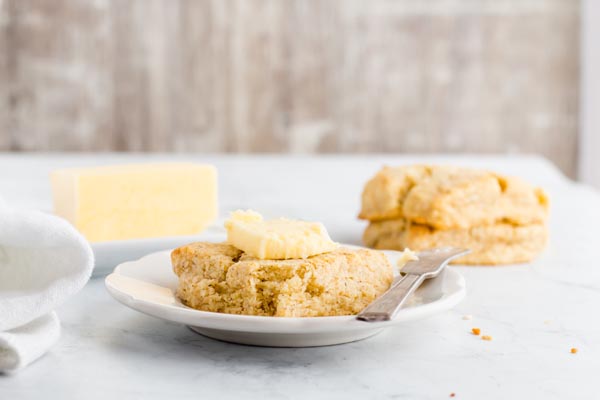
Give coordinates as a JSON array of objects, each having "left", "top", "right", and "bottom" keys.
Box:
[
  {"left": 493, "top": 174, "right": 549, "bottom": 226},
  {"left": 359, "top": 165, "right": 548, "bottom": 229},
  {"left": 172, "top": 242, "right": 393, "bottom": 317},
  {"left": 363, "top": 218, "right": 548, "bottom": 265},
  {"left": 359, "top": 165, "right": 431, "bottom": 222}
]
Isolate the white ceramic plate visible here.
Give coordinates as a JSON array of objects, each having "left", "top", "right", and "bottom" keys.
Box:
[
  {"left": 105, "top": 246, "right": 466, "bottom": 347},
  {"left": 92, "top": 230, "right": 226, "bottom": 276}
]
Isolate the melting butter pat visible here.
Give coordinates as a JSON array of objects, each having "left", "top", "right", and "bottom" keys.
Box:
[
  {"left": 225, "top": 210, "right": 338, "bottom": 259},
  {"left": 397, "top": 248, "right": 419, "bottom": 269},
  {"left": 51, "top": 163, "right": 217, "bottom": 242}
]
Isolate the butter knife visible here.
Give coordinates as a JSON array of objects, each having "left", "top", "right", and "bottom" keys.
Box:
[{"left": 357, "top": 247, "right": 470, "bottom": 322}]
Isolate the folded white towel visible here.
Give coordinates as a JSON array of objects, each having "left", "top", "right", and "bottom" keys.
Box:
[{"left": 0, "top": 200, "right": 93, "bottom": 373}]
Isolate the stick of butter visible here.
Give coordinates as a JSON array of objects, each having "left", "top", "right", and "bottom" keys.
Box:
[
  {"left": 51, "top": 163, "right": 217, "bottom": 242},
  {"left": 224, "top": 210, "right": 338, "bottom": 259}
]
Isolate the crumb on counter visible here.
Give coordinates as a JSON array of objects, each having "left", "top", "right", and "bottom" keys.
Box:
[
  {"left": 571, "top": 348, "right": 578, "bottom": 354},
  {"left": 462, "top": 315, "right": 472, "bottom": 320},
  {"left": 471, "top": 327, "right": 481, "bottom": 335},
  {"left": 450, "top": 393, "right": 456, "bottom": 397},
  {"left": 481, "top": 335, "right": 493, "bottom": 341}
]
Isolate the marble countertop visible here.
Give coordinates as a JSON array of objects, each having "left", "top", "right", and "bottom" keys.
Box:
[{"left": 1, "top": 154, "right": 599, "bottom": 399}]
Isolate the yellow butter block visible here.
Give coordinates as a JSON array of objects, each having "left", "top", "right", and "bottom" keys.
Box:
[
  {"left": 51, "top": 163, "right": 218, "bottom": 242},
  {"left": 224, "top": 210, "right": 338, "bottom": 259}
]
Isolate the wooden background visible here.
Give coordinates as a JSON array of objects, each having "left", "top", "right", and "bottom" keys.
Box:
[{"left": 0, "top": 0, "right": 580, "bottom": 176}]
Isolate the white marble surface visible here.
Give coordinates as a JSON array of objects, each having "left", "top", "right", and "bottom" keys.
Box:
[{"left": 1, "top": 154, "right": 599, "bottom": 399}]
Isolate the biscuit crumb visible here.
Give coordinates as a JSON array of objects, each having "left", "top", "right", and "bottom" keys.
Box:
[
  {"left": 471, "top": 327, "right": 481, "bottom": 335},
  {"left": 481, "top": 335, "right": 493, "bottom": 341},
  {"left": 462, "top": 315, "right": 472, "bottom": 320},
  {"left": 450, "top": 393, "right": 456, "bottom": 397},
  {"left": 570, "top": 348, "right": 578, "bottom": 354}
]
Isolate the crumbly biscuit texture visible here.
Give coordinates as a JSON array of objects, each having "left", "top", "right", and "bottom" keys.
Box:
[
  {"left": 359, "top": 165, "right": 548, "bottom": 229},
  {"left": 172, "top": 242, "right": 393, "bottom": 317},
  {"left": 363, "top": 218, "right": 548, "bottom": 265}
]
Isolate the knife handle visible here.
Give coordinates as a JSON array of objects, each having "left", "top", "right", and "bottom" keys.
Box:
[{"left": 356, "top": 274, "right": 424, "bottom": 322}]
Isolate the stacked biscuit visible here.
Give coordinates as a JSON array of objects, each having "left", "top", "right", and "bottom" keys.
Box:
[{"left": 360, "top": 165, "right": 549, "bottom": 265}]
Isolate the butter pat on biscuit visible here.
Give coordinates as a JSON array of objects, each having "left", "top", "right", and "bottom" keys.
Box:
[{"left": 225, "top": 210, "right": 338, "bottom": 259}]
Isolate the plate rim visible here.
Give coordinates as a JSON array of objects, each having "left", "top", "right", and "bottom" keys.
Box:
[{"left": 105, "top": 247, "right": 466, "bottom": 333}]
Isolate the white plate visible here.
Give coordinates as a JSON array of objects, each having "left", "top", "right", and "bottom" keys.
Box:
[
  {"left": 105, "top": 247, "right": 466, "bottom": 347},
  {"left": 92, "top": 230, "right": 226, "bottom": 276}
]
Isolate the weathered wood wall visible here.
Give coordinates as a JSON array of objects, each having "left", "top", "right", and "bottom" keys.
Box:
[{"left": 0, "top": 0, "right": 580, "bottom": 176}]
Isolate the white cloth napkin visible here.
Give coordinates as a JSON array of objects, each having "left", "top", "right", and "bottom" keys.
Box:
[{"left": 0, "top": 199, "right": 93, "bottom": 373}]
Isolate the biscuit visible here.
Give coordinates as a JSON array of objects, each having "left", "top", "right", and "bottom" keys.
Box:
[
  {"left": 363, "top": 218, "right": 548, "bottom": 265},
  {"left": 359, "top": 165, "right": 548, "bottom": 229},
  {"left": 172, "top": 242, "right": 393, "bottom": 317}
]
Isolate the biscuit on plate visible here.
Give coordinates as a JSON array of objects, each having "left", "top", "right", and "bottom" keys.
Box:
[{"left": 172, "top": 242, "right": 393, "bottom": 317}]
